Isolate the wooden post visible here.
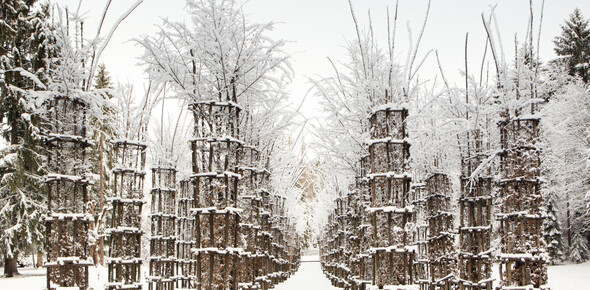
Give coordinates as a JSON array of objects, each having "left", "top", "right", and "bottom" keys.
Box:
[{"left": 99, "top": 133, "right": 105, "bottom": 265}]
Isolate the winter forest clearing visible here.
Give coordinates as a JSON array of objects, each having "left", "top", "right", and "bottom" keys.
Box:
[{"left": 2, "top": 0, "right": 590, "bottom": 289}]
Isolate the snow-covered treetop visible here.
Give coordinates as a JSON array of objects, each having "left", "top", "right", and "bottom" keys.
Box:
[
  {"left": 32, "top": 2, "right": 143, "bottom": 139},
  {"left": 311, "top": 0, "right": 432, "bottom": 184},
  {"left": 137, "top": 0, "right": 291, "bottom": 104},
  {"left": 138, "top": 0, "right": 295, "bottom": 168}
]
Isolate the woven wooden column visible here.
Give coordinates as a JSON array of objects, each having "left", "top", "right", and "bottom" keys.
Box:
[
  {"left": 366, "top": 106, "right": 415, "bottom": 289},
  {"left": 458, "top": 129, "right": 493, "bottom": 290},
  {"left": 425, "top": 173, "right": 456, "bottom": 289},
  {"left": 497, "top": 118, "right": 548, "bottom": 289},
  {"left": 148, "top": 167, "right": 178, "bottom": 290},
  {"left": 42, "top": 97, "right": 94, "bottom": 290},
  {"left": 188, "top": 101, "right": 243, "bottom": 290},
  {"left": 411, "top": 183, "right": 429, "bottom": 290},
  {"left": 105, "top": 140, "right": 147, "bottom": 290}
]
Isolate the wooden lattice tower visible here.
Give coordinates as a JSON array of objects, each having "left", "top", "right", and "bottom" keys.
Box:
[
  {"left": 148, "top": 167, "right": 178, "bottom": 290},
  {"left": 43, "top": 96, "right": 94, "bottom": 290},
  {"left": 269, "top": 194, "right": 293, "bottom": 285},
  {"left": 349, "top": 182, "right": 373, "bottom": 290},
  {"left": 322, "top": 157, "right": 376, "bottom": 290},
  {"left": 366, "top": 106, "right": 415, "bottom": 288},
  {"left": 320, "top": 157, "right": 375, "bottom": 290},
  {"left": 497, "top": 117, "right": 548, "bottom": 289},
  {"left": 176, "top": 179, "right": 197, "bottom": 288},
  {"left": 241, "top": 142, "right": 301, "bottom": 289},
  {"left": 187, "top": 100, "right": 300, "bottom": 289},
  {"left": 321, "top": 195, "right": 352, "bottom": 288},
  {"left": 257, "top": 188, "right": 274, "bottom": 289},
  {"left": 105, "top": 140, "right": 147, "bottom": 290},
  {"left": 188, "top": 101, "right": 243, "bottom": 289},
  {"left": 354, "top": 156, "right": 375, "bottom": 290},
  {"left": 425, "top": 173, "right": 456, "bottom": 289},
  {"left": 458, "top": 129, "right": 493, "bottom": 290},
  {"left": 320, "top": 209, "right": 339, "bottom": 286},
  {"left": 261, "top": 190, "right": 296, "bottom": 288},
  {"left": 285, "top": 221, "right": 301, "bottom": 276},
  {"left": 411, "top": 182, "right": 429, "bottom": 289},
  {"left": 235, "top": 145, "right": 263, "bottom": 289}
]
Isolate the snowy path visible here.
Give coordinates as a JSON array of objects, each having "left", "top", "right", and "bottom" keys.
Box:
[
  {"left": 274, "top": 256, "right": 339, "bottom": 290},
  {"left": 2, "top": 260, "right": 588, "bottom": 289}
]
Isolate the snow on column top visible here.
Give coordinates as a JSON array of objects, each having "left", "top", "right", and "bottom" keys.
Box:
[
  {"left": 369, "top": 104, "right": 408, "bottom": 140},
  {"left": 111, "top": 139, "right": 147, "bottom": 171},
  {"left": 189, "top": 101, "right": 242, "bottom": 139},
  {"left": 151, "top": 166, "right": 177, "bottom": 189}
]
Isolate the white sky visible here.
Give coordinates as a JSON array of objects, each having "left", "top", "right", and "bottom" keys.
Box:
[{"left": 53, "top": 0, "right": 590, "bottom": 120}]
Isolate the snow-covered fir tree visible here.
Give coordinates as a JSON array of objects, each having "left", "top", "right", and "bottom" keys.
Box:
[
  {"left": 569, "top": 231, "right": 589, "bottom": 263},
  {"left": 542, "top": 70, "right": 590, "bottom": 263},
  {"left": 553, "top": 8, "right": 590, "bottom": 83},
  {"left": 94, "top": 64, "right": 113, "bottom": 91},
  {"left": 0, "top": 0, "right": 51, "bottom": 277},
  {"left": 544, "top": 196, "right": 565, "bottom": 264}
]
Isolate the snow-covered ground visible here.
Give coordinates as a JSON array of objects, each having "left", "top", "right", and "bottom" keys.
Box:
[
  {"left": 547, "top": 261, "right": 590, "bottom": 289},
  {"left": 2, "top": 260, "right": 589, "bottom": 289},
  {"left": 0, "top": 265, "right": 108, "bottom": 290},
  {"left": 0, "top": 267, "right": 45, "bottom": 289},
  {"left": 274, "top": 255, "right": 339, "bottom": 290}
]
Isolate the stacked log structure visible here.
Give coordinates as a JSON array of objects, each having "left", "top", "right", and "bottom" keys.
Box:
[
  {"left": 188, "top": 101, "right": 244, "bottom": 289},
  {"left": 268, "top": 193, "right": 289, "bottom": 284},
  {"left": 236, "top": 146, "right": 275, "bottom": 289},
  {"left": 234, "top": 145, "right": 262, "bottom": 289},
  {"left": 148, "top": 167, "right": 178, "bottom": 290},
  {"left": 42, "top": 96, "right": 94, "bottom": 289},
  {"left": 256, "top": 185, "right": 299, "bottom": 288},
  {"left": 321, "top": 194, "right": 353, "bottom": 288},
  {"left": 424, "top": 173, "right": 456, "bottom": 289},
  {"left": 176, "top": 179, "right": 197, "bottom": 288},
  {"left": 351, "top": 159, "right": 375, "bottom": 290},
  {"left": 365, "top": 106, "right": 415, "bottom": 289},
  {"left": 105, "top": 139, "right": 147, "bottom": 290},
  {"left": 457, "top": 130, "right": 493, "bottom": 290},
  {"left": 187, "top": 100, "right": 300, "bottom": 289},
  {"left": 320, "top": 159, "right": 374, "bottom": 289},
  {"left": 411, "top": 183, "right": 429, "bottom": 289},
  {"left": 285, "top": 220, "right": 302, "bottom": 276},
  {"left": 348, "top": 181, "right": 374, "bottom": 290},
  {"left": 320, "top": 106, "right": 416, "bottom": 290},
  {"left": 269, "top": 193, "right": 290, "bottom": 284},
  {"left": 497, "top": 116, "right": 548, "bottom": 289}
]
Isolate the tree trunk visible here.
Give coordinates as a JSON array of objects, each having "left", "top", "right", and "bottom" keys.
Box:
[
  {"left": 36, "top": 250, "right": 43, "bottom": 268},
  {"left": 99, "top": 236, "right": 104, "bottom": 265},
  {"left": 99, "top": 133, "right": 105, "bottom": 265},
  {"left": 91, "top": 244, "right": 98, "bottom": 266},
  {"left": 4, "top": 257, "right": 19, "bottom": 277},
  {"left": 566, "top": 196, "right": 571, "bottom": 249}
]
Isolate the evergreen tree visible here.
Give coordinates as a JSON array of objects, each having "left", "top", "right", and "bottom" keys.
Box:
[
  {"left": 94, "top": 64, "right": 113, "bottom": 90},
  {"left": 554, "top": 8, "right": 590, "bottom": 83},
  {"left": 544, "top": 197, "right": 565, "bottom": 264},
  {"left": 569, "top": 232, "right": 589, "bottom": 263},
  {"left": 0, "top": 0, "right": 50, "bottom": 276}
]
